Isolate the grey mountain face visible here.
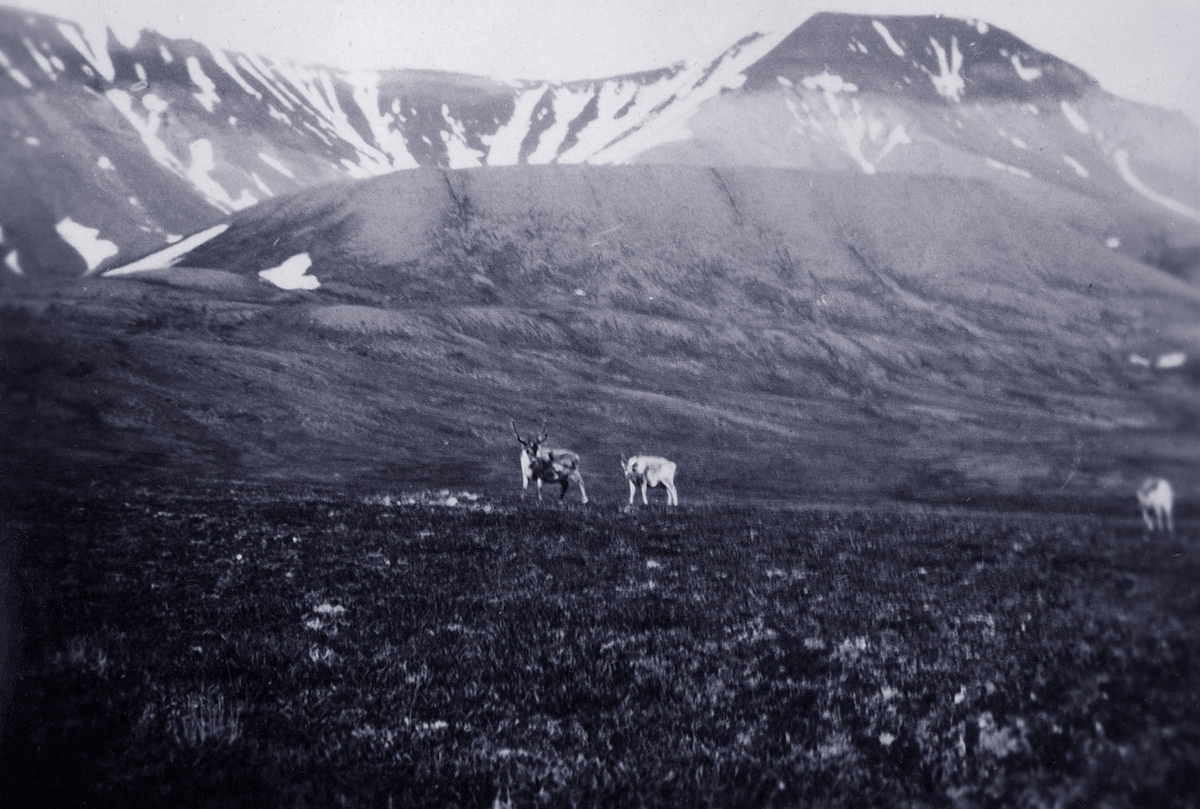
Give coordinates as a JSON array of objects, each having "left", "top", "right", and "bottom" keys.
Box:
[{"left": 0, "top": 7, "right": 1196, "bottom": 282}]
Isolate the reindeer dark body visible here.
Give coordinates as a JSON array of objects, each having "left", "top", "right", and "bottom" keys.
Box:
[{"left": 512, "top": 421, "right": 589, "bottom": 504}]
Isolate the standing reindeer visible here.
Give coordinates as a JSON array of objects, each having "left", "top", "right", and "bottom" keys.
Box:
[
  {"left": 1137, "top": 477, "right": 1174, "bottom": 533},
  {"left": 511, "top": 420, "right": 588, "bottom": 504},
  {"left": 621, "top": 455, "right": 678, "bottom": 506}
]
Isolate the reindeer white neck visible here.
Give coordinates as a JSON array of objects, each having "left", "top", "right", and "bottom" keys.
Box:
[{"left": 511, "top": 420, "right": 588, "bottom": 504}]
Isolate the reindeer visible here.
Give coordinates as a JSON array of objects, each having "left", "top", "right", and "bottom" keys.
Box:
[
  {"left": 621, "top": 455, "right": 678, "bottom": 506},
  {"left": 1137, "top": 477, "right": 1174, "bottom": 533},
  {"left": 511, "top": 420, "right": 588, "bottom": 504}
]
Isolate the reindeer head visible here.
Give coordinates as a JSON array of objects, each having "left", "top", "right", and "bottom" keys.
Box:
[{"left": 512, "top": 420, "right": 549, "bottom": 457}]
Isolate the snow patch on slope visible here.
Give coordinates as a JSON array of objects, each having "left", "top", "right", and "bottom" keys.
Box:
[
  {"left": 527, "top": 87, "right": 595, "bottom": 164},
  {"left": 1156, "top": 352, "right": 1186, "bottom": 369},
  {"left": 187, "top": 56, "right": 220, "bottom": 112},
  {"left": 872, "top": 21, "right": 906, "bottom": 57},
  {"left": 1060, "top": 101, "right": 1089, "bottom": 133},
  {"left": 986, "top": 157, "right": 1031, "bottom": 178},
  {"left": 273, "top": 62, "right": 394, "bottom": 175},
  {"left": 924, "top": 37, "right": 965, "bottom": 102},
  {"left": 57, "top": 21, "right": 115, "bottom": 82},
  {"left": 105, "top": 223, "right": 229, "bottom": 275},
  {"left": 211, "top": 48, "right": 261, "bottom": 100},
  {"left": 590, "top": 30, "right": 791, "bottom": 165},
  {"left": 1062, "top": 155, "right": 1089, "bottom": 177},
  {"left": 259, "top": 253, "right": 319, "bottom": 290},
  {"left": 1113, "top": 149, "right": 1200, "bottom": 223},
  {"left": 23, "top": 38, "right": 56, "bottom": 80},
  {"left": 258, "top": 151, "right": 295, "bottom": 178},
  {"left": 0, "top": 47, "right": 33, "bottom": 89},
  {"left": 346, "top": 71, "right": 420, "bottom": 170},
  {"left": 1010, "top": 54, "right": 1042, "bottom": 82},
  {"left": 187, "top": 139, "right": 256, "bottom": 211},
  {"left": 441, "top": 105, "right": 485, "bottom": 168},
  {"left": 487, "top": 86, "right": 547, "bottom": 165},
  {"left": 56, "top": 217, "right": 118, "bottom": 271},
  {"left": 5, "top": 250, "right": 22, "bottom": 275}
]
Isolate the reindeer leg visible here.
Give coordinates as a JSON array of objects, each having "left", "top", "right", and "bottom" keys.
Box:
[
  {"left": 665, "top": 480, "right": 678, "bottom": 506},
  {"left": 574, "top": 472, "right": 588, "bottom": 504},
  {"left": 559, "top": 478, "right": 569, "bottom": 500},
  {"left": 641, "top": 481, "right": 649, "bottom": 505}
]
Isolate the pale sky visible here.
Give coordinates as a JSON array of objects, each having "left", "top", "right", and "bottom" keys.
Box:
[{"left": 10, "top": 0, "right": 1200, "bottom": 128}]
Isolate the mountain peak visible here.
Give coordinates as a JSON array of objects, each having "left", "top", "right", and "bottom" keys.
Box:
[{"left": 745, "top": 13, "right": 1095, "bottom": 104}]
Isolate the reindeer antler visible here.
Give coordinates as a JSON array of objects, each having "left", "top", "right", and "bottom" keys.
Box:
[
  {"left": 536, "top": 418, "right": 549, "bottom": 445},
  {"left": 511, "top": 419, "right": 527, "bottom": 446}
]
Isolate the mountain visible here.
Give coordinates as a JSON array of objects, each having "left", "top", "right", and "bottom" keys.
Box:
[
  {"left": 2, "top": 7, "right": 1199, "bottom": 507},
  {"left": 1, "top": 7, "right": 1197, "bottom": 284},
  {"left": 4, "top": 163, "right": 1199, "bottom": 507}
]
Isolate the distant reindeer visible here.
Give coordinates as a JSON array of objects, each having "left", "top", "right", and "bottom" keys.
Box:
[
  {"left": 1137, "top": 477, "right": 1174, "bottom": 533},
  {"left": 621, "top": 455, "right": 678, "bottom": 506},
  {"left": 511, "top": 420, "right": 588, "bottom": 504}
]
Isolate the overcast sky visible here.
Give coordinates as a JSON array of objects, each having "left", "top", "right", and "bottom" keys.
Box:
[{"left": 11, "top": 0, "right": 1199, "bottom": 127}]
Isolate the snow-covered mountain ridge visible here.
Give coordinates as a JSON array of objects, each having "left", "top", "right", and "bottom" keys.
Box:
[{"left": 0, "top": 6, "right": 1197, "bottom": 281}]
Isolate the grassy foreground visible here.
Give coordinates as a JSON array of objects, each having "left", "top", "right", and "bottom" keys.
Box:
[{"left": 2, "top": 487, "right": 1197, "bottom": 808}]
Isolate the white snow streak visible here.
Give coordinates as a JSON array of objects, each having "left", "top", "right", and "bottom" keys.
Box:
[
  {"left": 591, "top": 30, "right": 790, "bottom": 165},
  {"left": 5, "top": 250, "right": 22, "bottom": 275},
  {"left": 105, "top": 223, "right": 230, "bottom": 275},
  {"left": 1010, "top": 54, "right": 1042, "bottom": 82},
  {"left": 258, "top": 151, "right": 295, "bottom": 178},
  {"left": 187, "top": 139, "right": 257, "bottom": 211},
  {"left": 486, "top": 86, "right": 547, "bottom": 165},
  {"left": 238, "top": 54, "right": 296, "bottom": 111},
  {"left": 441, "top": 105, "right": 485, "bottom": 168},
  {"left": 250, "top": 171, "right": 273, "bottom": 196},
  {"left": 105, "top": 89, "right": 188, "bottom": 187},
  {"left": 924, "top": 37, "right": 965, "bottom": 102},
  {"left": 187, "top": 56, "right": 221, "bottom": 112},
  {"left": 56, "top": 217, "right": 119, "bottom": 271},
  {"left": 97, "top": 155, "right": 114, "bottom": 170},
  {"left": 1156, "top": 352, "right": 1186, "bottom": 369},
  {"left": 1060, "top": 101, "right": 1089, "bottom": 133},
  {"left": 23, "top": 38, "right": 56, "bottom": 80},
  {"left": 211, "top": 49, "right": 261, "bottom": 99},
  {"left": 1106, "top": 237, "right": 1120, "bottom": 248},
  {"left": 346, "top": 71, "right": 420, "bottom": 170},
  {"left": 274, "top": 63, "right": 394, "bottom": 175},
  {"left": 1113, "top": 149, "right": 1200, "bottom": 223},
  {"left": 527, "top": 87, "right": 594, "bottom": 164},
  {"left": 0, "top": 48, "right": 33, "bottom": 88},
  {"left": 798, "top": 71, "right": 908, "bottom": 175},
  {"left": 259, "top": 253, "right": 319, "bottom": 290},
  {"left": 159, "top": 44, "right": 173, "bottom": 64},
  {"left": 557, "top": 79, "right": 644, "bottom": 163},
  {"left": 1062, "top": 155, "right": 1089, "bottom": 177},
  {"left": 985, "top": 157, "right": 1032, "bottom": 178},
  {"left": 872, "top": 21, "right": 906, "bottom": 57},
  {"left": 57, "top": 21, "right": 114, "bottom": 82}
]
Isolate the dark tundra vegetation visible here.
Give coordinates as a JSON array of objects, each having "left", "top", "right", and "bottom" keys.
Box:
[{"left": 2, "top": 487, "right": 1197, "bottom": 808}]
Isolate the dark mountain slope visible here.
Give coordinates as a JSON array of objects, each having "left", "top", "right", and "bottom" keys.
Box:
[{"left": 5, "top": 165, "right": 1195, "bottom": 508}]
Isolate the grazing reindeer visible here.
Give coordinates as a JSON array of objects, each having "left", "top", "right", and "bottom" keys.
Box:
[
  {"left": 1137, "top": 477, "right": 1174, "bottom": 533},
  {"left": 511, "top": 420, "right": 588, "bottom": 504},
  {"left": 621, "top": 455, "right": 678, "bottom": 506}
]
